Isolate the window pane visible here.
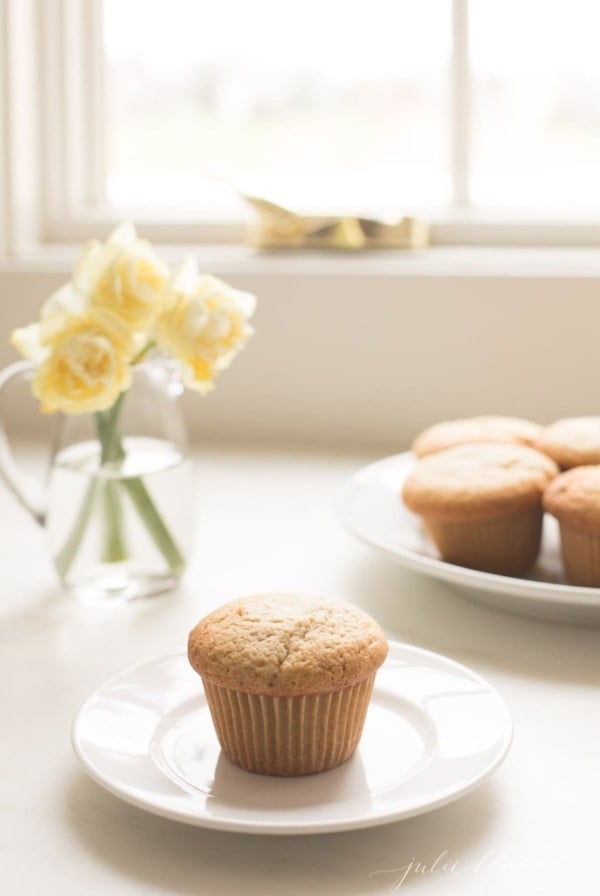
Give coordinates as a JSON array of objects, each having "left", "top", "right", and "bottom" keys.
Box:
[
  {"left": 103, "top": 0, "right": 450, "bottom": 218},
  {"left": 471, "top": 1, "right": 600, "bottom": 211}
]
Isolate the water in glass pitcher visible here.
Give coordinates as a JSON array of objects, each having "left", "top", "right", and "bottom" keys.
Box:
[{"left": 47, "top": 436, "right": 194, "bottom": 603}]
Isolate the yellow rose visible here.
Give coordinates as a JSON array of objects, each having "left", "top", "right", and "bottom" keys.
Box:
[
  {"left": 75, "top": 222, "right": 168, "bottom": 332},
  {"left": 12, "top": 288, "right": 139, "bottom": 366},
  {"left": 29, "top": 317, "right": 132, "bottom": 415},
  {"left": 154, "top": 258, "right": 256, "bottom": 394}
]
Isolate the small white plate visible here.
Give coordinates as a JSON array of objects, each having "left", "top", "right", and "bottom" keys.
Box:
[
  {"left": 71, "top": 646, "right": 511, "bottom": 835},
  {"left": 339, "top": 452, "right": 600, "bottom": 625}
]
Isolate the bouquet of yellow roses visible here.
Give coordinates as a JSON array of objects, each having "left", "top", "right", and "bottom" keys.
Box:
[{"left": 10, "top": 223, "right": 255, "bottom": 596}]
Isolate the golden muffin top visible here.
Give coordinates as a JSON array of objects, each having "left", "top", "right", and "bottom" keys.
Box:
[
  {"left": 544, "top": 465, "right": 600, "bottom": 531},
  {"left": 536, "top": 417, "right": 600, "bottom": 469},
  {"left": 188, "top": 593, "right": 388, "bottom": 697},
  {"left": 413, "top": 415, "right": 541, "bottom": 459},
  {"left": 403, "top": 442, "right": 558, "bottom": 522}
]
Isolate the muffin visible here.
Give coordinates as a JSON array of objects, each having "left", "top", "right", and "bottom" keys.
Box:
[
  {"left": 402, "top": 442, "right": 558, "bottom": 575},
  {"left": 412, "top": 415, "right": 541, "bottom": 459},
  {"left": 188, "top": 593, "right": 388, "bottom": 776},
  {"left": 544, "top": 466, "right": 600, "bottom": 586},
  {"left": 536, "top": 417, "right": 600, "bottom": 469}
]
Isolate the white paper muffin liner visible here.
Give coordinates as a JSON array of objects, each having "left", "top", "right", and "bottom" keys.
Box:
[
  {"left": 558, "top": 523, "right": 600, "bottom": 587},
  {"left": 202, "top": 674, "right": 375, "bottom": 776},
  {"left": 425, "top": 506, "right": 543, "bottom": 576}
]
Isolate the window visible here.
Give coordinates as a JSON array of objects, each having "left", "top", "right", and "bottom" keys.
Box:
[
  {"left": 3, "top": 0, "right": 600, "bottom": 250},
  {"left": 470, "top": 0, "right": 600, "bottom": 211},
  {"left": 104, "top": 0, "right": 451, "bottom": 219}
]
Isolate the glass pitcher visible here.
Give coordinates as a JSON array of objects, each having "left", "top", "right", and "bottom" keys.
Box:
[{"left": 0, "top": 358, "right": 194, "bottom": 603}]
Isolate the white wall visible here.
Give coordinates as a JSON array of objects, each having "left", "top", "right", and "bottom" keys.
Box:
[{"left": 1, "top": 253, "right": 599, "bottom": 450}]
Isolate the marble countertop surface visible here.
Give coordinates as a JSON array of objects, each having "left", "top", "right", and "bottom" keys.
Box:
[{"left": 1, "top": 445, "right": 598, "bottom": 895}]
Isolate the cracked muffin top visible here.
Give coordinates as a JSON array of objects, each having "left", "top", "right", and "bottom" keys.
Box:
[
  {"left": 188, "top": 594, "right": 388, "bottom": 696},
  {"left": 403, "top": 442, "right": 558, "bottom": 522}
]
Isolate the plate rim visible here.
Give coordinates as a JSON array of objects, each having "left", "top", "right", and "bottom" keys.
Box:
[
  {"left": 337, "top": 451, "right": 600, "bottom": 609},
  {"left": 71, "top": 644, "right": 512, "bottom": 836}
]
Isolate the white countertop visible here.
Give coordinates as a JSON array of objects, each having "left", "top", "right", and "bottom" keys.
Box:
[{"left": 2, "top": 445, "right": 598, "bottom": 895}]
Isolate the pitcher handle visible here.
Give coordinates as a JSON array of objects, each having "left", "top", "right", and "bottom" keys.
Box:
[{"left": 0, "top": 361, "right": 46, "bottom": 525}]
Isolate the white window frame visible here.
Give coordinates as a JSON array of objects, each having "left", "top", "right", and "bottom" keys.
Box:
[
  {"left": 3, "top": 0, "right": 600, "bottom": 258},
  {"left": 40, "top": 0, "right": 245, "bottom": 246}
]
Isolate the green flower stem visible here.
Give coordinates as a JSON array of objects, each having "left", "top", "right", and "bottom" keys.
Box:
[
  {"left": 53, "top": 401, "right": 128, "bottom": 576},
  {"left": 54, "top": 475, "right": 102, "bottom": 578},
  {"left": 96, "top": 398, "right": 128, "bottom": 563},
  {"left": 121, "top": 476, "right": 185, "bottom": 572},
  {"left": 96, "top": 396, "right": 127, "bottom": 463},
  {"left": 97, "top": 395, "right": 185, "bottom": 572},
  {"left": 133, "top": 340, "right": 156, "bottom": 363},
  {"left": 55, "top": 348, "right": 185, "bottom": 581},
  {"left": 101, "top": 480, "right": 128, "bottom": 563}
]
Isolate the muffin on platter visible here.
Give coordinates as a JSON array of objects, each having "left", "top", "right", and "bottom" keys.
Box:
[
  {"left": 535, "top": 417, "right": 600, "bottom": 469},
  {"left": 412, "top": 416, "right": 541, "bottom": 459},
  {"left": 402, "top": 442, "right": 558, "bottom": 576},
  {"left": 188, "top": 593, "right": 388, "bottom": 776},
  {"left": 544, "top": 466, "right": 600, "bottom": 586}
]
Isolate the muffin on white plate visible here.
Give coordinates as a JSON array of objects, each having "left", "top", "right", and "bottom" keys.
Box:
[
  {"left": 544, "top": 466, "right": 600, "bottom": 586},
  {"left": 188, "top": 593, "right": 388, "bottom": 776},
  {"left": 402, "top": 442, "right": 558, "bottom": 575}
]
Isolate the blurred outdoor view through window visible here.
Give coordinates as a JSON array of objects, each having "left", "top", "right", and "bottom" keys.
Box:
[{"left": 104, "top": 0, "right": 600, "bottom": 221}]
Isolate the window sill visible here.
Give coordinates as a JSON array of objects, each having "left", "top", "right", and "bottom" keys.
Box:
[{"left": 4, "top": 245, "right": 600, "bottom": 279}]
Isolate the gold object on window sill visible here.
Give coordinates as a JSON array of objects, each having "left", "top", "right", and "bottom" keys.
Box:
[{"left": 242, "top": 194, "right": 430, "bottom": 251}]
